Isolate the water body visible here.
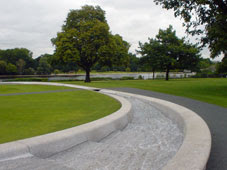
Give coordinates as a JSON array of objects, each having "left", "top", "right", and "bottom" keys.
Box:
[
  {"left": 0, "top": 94, "right": 183, "bottom": 170},
  {"left": 48, "top": 72, "right": 195, "bottom": 81}
]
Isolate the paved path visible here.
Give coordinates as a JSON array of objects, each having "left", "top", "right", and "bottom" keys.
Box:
[
  {"left": 0, "top": 89, "right": 81, "bottom": 96},
  {"left": 109, "top": 87, "right": 227, "bottom": 170}
]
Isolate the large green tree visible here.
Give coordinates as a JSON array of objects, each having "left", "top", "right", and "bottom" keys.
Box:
[
  {"left": 139, "top": 26, "right": 201, "bottom": 80},
  {"left": 138, "top": 39, "right": 162, "bottom": 79},
  {"left": 52, "top": 5, "right": 129, "bottom": 82},
  {"left": 37, "top": 57, "right": 52, "bottom": 75},
  {"left": 154, "top": 0, "right": 227, "bottom": 58},
  {"left": 0, "top": 60, "right": 18, "bottom": 75},
  {"left": 16, "top": 59, "right": 26, "bottom": 75},
  {"left": 6, "top": 63, "right": 17, "bottom": 75},
  {"left": 129, "top": 53, "right": 140, "bottom": 72},
  {"left": 0, "top": 60, "right": 7, "bottom": 75},
  {"left": 98, "top": 34, "right": 130, "bottom": 70}
]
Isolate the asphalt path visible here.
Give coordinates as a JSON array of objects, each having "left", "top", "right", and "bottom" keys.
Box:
[{"left": 108, "top": 87, "right": 227, "bottom": 170}]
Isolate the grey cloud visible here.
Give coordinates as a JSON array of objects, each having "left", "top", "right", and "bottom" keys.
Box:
[{"left": 0, "top": 0, "right": 217, "bottom": 60}]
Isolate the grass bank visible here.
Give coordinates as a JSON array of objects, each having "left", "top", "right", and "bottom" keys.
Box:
[
  {"left": 0, "top": 85, "right": 121, "bottom": 144},
  {"left": 60, "top": 78, "right": 227, "bottom": 108}
]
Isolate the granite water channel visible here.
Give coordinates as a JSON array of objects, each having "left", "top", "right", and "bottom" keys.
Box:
[{"left": 0, "top": 93, "right": 183, "bottom": 170}]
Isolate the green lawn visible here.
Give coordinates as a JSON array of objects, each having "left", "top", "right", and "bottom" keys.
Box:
[
  {"left": 0, "top": 84, "right": 71, "bottom": 94},
  {"left": 0, "top": 85, "right": 121, "bottom": 144},
  {"left": 61, "top": 78, "right": 227, "bottom": 108}
]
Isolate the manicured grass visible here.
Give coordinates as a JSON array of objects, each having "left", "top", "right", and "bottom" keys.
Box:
[
  {"left": 0, "top": 85, "right": 121, "bottom": 144},
  {"left": 61, "top": 78, "right": 227, "bottom": 108},
  {"left": 0, "top": 84, "right": 72, "bottom": 94}
]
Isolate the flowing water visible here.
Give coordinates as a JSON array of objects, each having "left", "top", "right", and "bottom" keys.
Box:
[
  {"left": 48, "top": 94, "right": 184, "bottom": 170},
  {"left": 0, "top": 94, "right": 183, "bottom": 170}
]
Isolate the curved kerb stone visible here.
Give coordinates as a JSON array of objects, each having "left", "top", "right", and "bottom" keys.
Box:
[
  {"left": 0, "top": 82, "right": 131, "bottom": 159},
  {"left": 101, "top": 89, "right": 212, "bottom": 170},
  {"left": 0, "top": 82, "right": 211, "bottom": 170}
]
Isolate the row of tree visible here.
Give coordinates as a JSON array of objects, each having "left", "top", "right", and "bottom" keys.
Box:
[
  {"left": 0, "top": 48, "right": 51, "bottom": 75},
  {"left": 1, "top": 4, "right": 226, "bottom": 81},
  {"left": 0, "top": 49, "right": 78, "bottom": 75},
  {"left": 51, "top": 5, "right": 203, "bottom": 82},
  {"left": 0, "top": 48, "right": 35, "bottom": 75},
  {"left": 0, "top": 46, "right": 217, "bottom": 76},
  {"left": 138, "top": 25, "right": 201, "bottom": 80}
]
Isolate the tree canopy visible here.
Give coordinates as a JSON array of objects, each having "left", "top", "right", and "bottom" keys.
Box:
[
  {"left": 52, "top": 5, "right": 130, "bottom": 82},
  {"left": 0, "top": 48, "right": 35, "bottom": 69},
  {"left": 138, "top": 25, "right": 201, "bottom": 80},
  {"left": 37, "top": 57, "right": 52, "bottom": 75},
  {"left": 0, "top": 48, "right": 36, "bottom": 75},
  {"left": 154, "top": 0, "right": 227, "bottom": 59},
  {"left": 138, "top": 39, "right": 162, "bottom": 79}
]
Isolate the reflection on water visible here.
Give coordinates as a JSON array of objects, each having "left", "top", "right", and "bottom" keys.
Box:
[{"left": 48, "top": 72, "right": 196, "bottom": 81}]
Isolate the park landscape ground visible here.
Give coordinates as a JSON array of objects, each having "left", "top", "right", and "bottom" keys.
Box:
[
  {"left": 0, "top": 0, "right": 226, "bottom": 169},
  {"left": 0, "top": 84, "right": 120, "bottom": 144},
  {"left": 0, "top": 77, "right": 226, "bottom": 169},
  {"left": 0, "top": 78, "right": 226, "bottom": 144},
  {"left": 61, "top": 78, "right": 227, "bottom": 108}
]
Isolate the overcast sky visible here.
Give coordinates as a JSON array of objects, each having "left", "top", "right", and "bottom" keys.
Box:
[{"left": 0, "top": 0, "right": 222, "bottom": 61}]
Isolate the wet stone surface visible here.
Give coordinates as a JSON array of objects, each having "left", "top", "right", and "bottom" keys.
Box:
[{"left": 48, "top": 95, "right": 183, "bottom": 170}]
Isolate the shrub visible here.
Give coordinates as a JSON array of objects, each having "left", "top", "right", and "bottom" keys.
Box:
[
  {"left": 6, "top": 63, "right": 17, "bottom": 75},
  {"left": 192, "top": 71, "right": 223, "bottom": 78},
  {"left": 90, "top": 77, "right": 113, "bottom": 81},
  {"left": 120, "top": 76, "right": 134, "bottom": 80},
  {"left": 100, "top": 66, "right": 110, "bottom": 72},
  {"left": 54, "top": 69, "right": 60, "bottom": 75},
  {"left": 138, "top": 75, "right": 144, "bottom": 80},
  {"left": 24, "top": 68, "right": 35, "bottom": 75},
  {"left": 125, "top": 67, "right": 131, "bottom": 72},
  {"left": 6, "top": 78, "right": 48, "bottom": 82},
  {"left": 156, "top": 74, "right": 165, "bottom": 79}
]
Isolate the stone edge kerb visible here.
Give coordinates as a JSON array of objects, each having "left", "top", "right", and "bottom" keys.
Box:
[
  {"left": 0, "top": 82, "right": 131, "bottom": 159},
  {"left": 101, "top": 89, "right": 212, "bottom": 170}
]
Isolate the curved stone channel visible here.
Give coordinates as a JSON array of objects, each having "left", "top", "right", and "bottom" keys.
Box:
[{"left": 0, "top": 93, "right": 183, "bottom": 170}]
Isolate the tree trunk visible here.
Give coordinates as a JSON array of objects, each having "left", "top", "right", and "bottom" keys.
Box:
[
  {"left": 85, "top": 68, "right": 91, "bottom": 83},
  {"left": 165, "top": 67, "right": 170, "bottom": 81},
  {"left": 152, "top": 69, "right": 155, "bottom": 80}
]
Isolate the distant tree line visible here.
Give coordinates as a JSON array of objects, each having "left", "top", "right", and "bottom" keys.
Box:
[
  {"left": 1, "top": 46, "right": 224, "bottom": 77},
  {"left": 0, "top": 48, "right": 78, "bottom": 75},
  {"left": 0, "top": 48, "right": 142, "bottom": 75},
  {"left": 0, "top": 48, "right": 35, "bottom": 75}
]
